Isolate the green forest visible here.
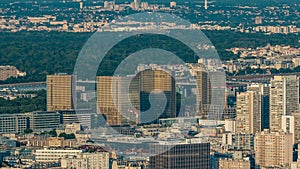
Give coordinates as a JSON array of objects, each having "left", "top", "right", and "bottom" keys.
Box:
[
  {"left": 0, "top": 90, "right": 46, "bottom": 114},
  {"left": 0, "top": 31, "right": 299, "bottom": 83},
  {"left": 0, "top": 31, "right": 299, "bottom": 114}
]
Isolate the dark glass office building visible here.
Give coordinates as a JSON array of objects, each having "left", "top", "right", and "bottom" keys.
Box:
[{"left": 149, "top": 142, "right": 210, "bottom": 169}]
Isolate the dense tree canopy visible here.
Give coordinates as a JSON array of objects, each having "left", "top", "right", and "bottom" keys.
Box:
[
  {"left": 58, "top": 132, "right": 76, "bottom": 140},
  {"left": 0, "top": 31, "right": 298, "bottom": 83},
  {"left": 0, "top": 90, "right": 46, "bottom": 114}
]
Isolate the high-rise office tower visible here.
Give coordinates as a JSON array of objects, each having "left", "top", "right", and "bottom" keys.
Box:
[
  {"left": 247, "top": 83, "right": 270, "bottom": 130},
  {"left": 133, "top": 69, "right": 176, "bottom": 123},
  {"left": 269, "top": 75, "right": 299, "bottom": 132},
  {"left": 47, "top": 74, "right": 76, "bottom": 111},
  {"left": 236, "top": 91, "right": 261, "bottom": 134},
  {"left": 208, "top": 69, "right": 226, "bottom": 120},
  {"left": 97, "top": 76, "right": 134, "bottom": 126},
  {"left": 97, "top": 70, "right": 176, "bottom": 125},
  {"left": 192, "top": 63, "right": 210, "bottom": 117},
  {"left": 149, "top": 142, "right": 210, "bottom": 169},
  {"left": 255, "top": 129, "right": 293, "bottom": 168}
]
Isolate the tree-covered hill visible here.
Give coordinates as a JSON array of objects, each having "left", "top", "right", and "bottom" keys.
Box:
[{"left": 0, "top": 31, "right": 298, "bottom": 83}]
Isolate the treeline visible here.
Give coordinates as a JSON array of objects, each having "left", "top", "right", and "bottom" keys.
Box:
[
  {"left": 0, "top": 31, "right": 91, "bottom": 82},
  {"left": 228, "top": 66, "right": 300, "bottom": 76},
  {"left": 0, "top": 31, "right": 299, "bottom": 83}
]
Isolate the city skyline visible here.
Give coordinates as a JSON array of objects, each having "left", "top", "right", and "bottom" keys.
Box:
[{"left": 0, "top": 0, "right": 300, "bottom": 168}]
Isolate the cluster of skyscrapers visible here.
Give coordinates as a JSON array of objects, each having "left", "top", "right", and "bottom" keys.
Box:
[
  {"left": 39, "top": 64, "right": 300, "bottom": 168},
  {"left": 47, "top": 65, "right": 214, "bottom": 126},
  {"left": 233, "top": 75, "right": 300, "bottom": 168}
]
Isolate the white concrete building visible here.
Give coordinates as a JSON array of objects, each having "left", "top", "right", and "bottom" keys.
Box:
[{"left": 35, "top": 148, "right": 83, "bottom": 162}]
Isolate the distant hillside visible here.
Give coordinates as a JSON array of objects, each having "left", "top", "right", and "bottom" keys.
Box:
[
  {"left": 2, "top": 0, "right": 298, "bottom": 6},
  {"left": 0, "top": 31, "right": 298, "bottom": 83}
]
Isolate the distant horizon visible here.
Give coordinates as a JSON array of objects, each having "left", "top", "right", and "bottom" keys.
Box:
[{"left": 0, "top": 0, "right": 299, "bottom": 5}]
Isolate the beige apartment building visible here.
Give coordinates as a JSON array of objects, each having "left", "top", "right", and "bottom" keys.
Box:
[
  {"left": 280, "top": 111, "right": 300, "bottom": 144},
  {"left": 27, "top": 137, "right": 77, "bottom": 148},
  {"left": 255, "top": 129, "right": 293, "bottom": 168},
  {"left": 61, "top": 152, "right": 110, "bottom": 169},
  {"left": 247, "top": 83, "right": 270, "bottom": 130},
  {"left": 236, "top": 91, "right": 261, "bottom": 134},
  {"left": 269, "top": 75, "right": 299, "bottom": 132}
]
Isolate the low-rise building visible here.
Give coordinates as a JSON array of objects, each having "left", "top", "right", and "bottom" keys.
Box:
[
  {"left": 0, "top": 114, "right": 29, "bottom": 133},
  {"left": 218, "top": 158, "right": 250, "bottom": 169},
  {"left": 61, "top": 152, "right": 110, "bottom": 169},
  {"left": 27, "top": 137, "right": 77, "bottom": 148},
  {"left": 0, "top": 66, "right": 22, "bottom": 81},
  {"left": 29, "top": 111, "right": 60, "bottom": 131},
  {"left": 35, "top": 148, "right": 83, "bottom": 162}
]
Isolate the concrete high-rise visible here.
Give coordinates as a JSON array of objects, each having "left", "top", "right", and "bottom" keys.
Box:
[
  {"left": 254, "top": 129, "right": 293, "bottom": 168},
  {"left": 97, "top": 69, "right": 176, "bottom": 125},
  {"left": 282, "top": 111, "right": 300, "bottom": 144},
  {"left": 47, "top": 74, "right": 76, "bottom": 111},
  {"left": 269, "top": 75, "right": 299, "bottom": 132},
  {"left": 97, "top": 76, "right": 133, "bottom": 126},
  {"left": 191, "top": 63, "right": 210, "bottom": 117},
  {"left": 133, "top": 69, "right": 176, "bottom": 123},
  {"left": 281, "top": 115, "right": 295, "bottom": 144},
  {"left": 247, "top": 83, "right": 269, "bottom": 130},
  {"left": 207, "top": 69, "right": 226, "bottom": 120},
  {"left": 236, "top": 91, "right": 261, "bottom": 134},
  {"left": 149, "top": 142, "right": 210, "bottom": 169}
]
